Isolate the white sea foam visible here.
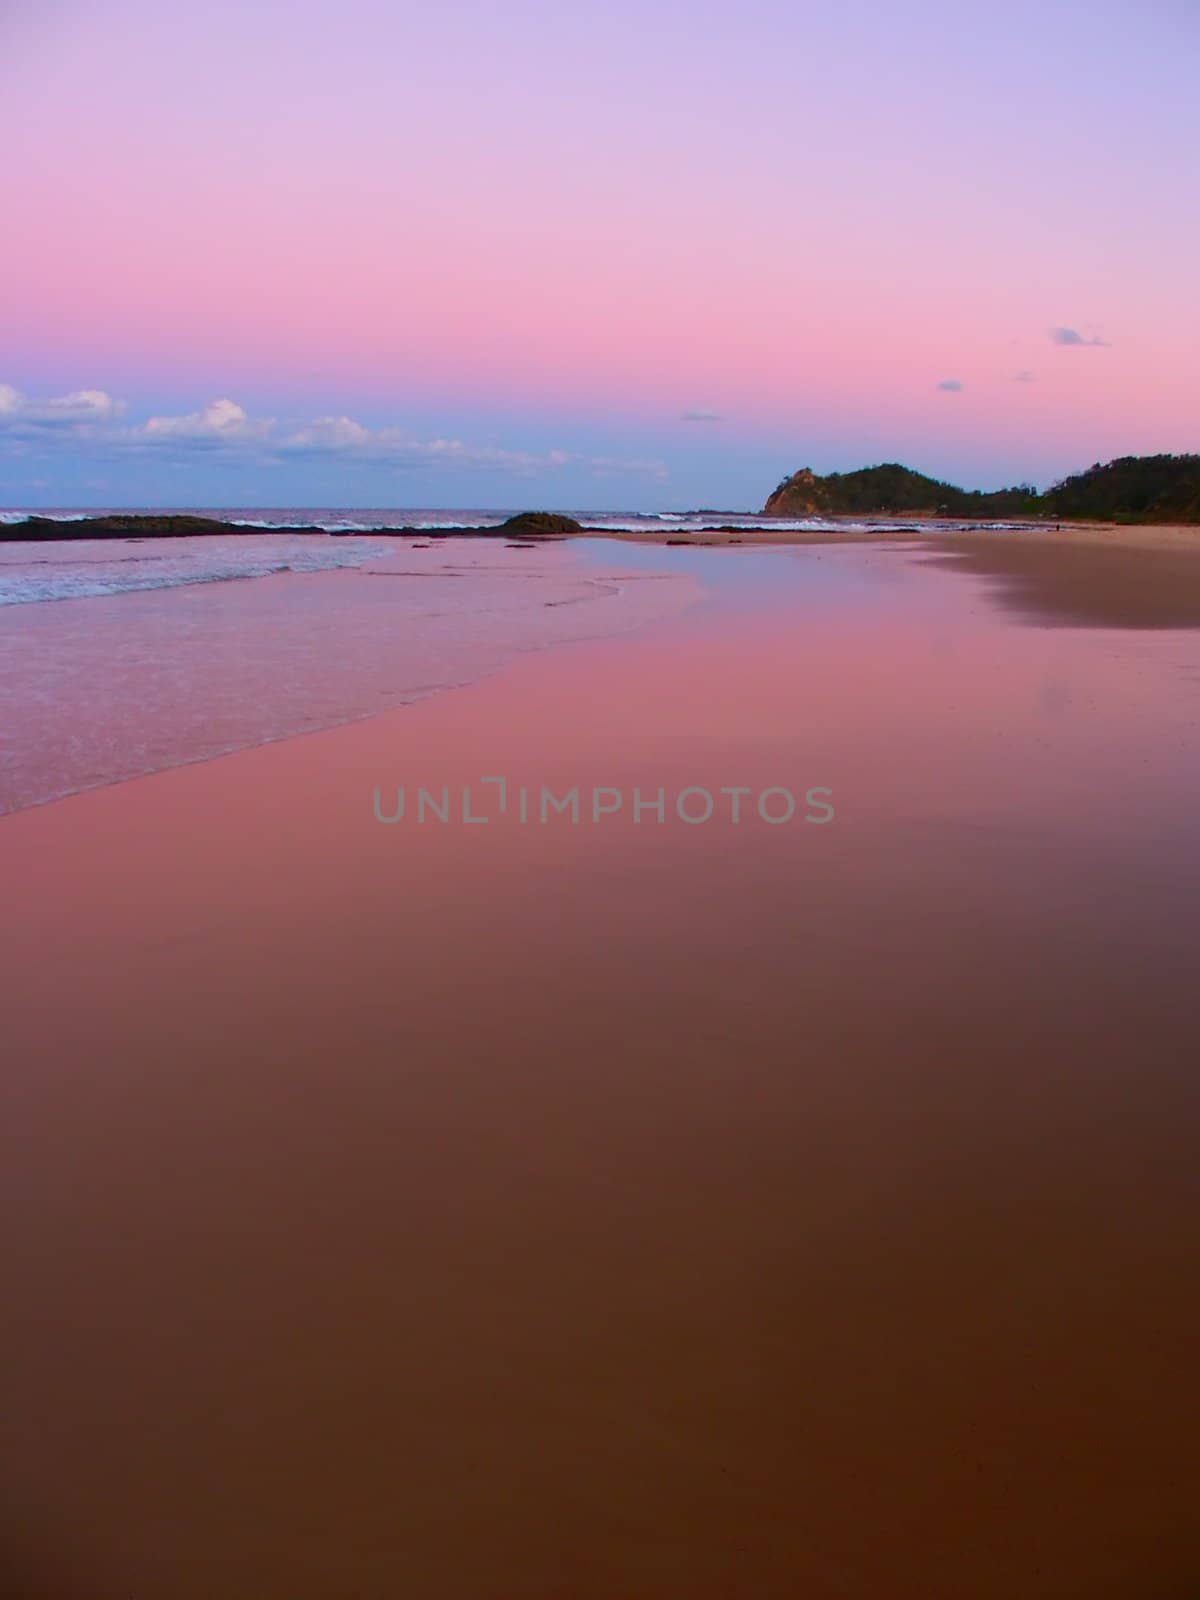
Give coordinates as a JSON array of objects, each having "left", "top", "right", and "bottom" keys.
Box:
[
  {"left": 0, "top": 538, "right": 701, "bottom": 813},
  {"left": 0, "top": 510, "right": 91, "bottom": 526},
  {"left": 585, "top": 515, "right": 889, "bottom": 534},
  {"left": 0, "top": 534, "right": 396, "bottom": 606}
]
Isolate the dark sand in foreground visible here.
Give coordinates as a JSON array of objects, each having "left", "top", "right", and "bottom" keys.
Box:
[{"left": 3, "top": 540, "right": 1199, "bottom": 1597}]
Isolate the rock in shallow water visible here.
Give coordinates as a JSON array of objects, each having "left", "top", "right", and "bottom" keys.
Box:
[{"left": 496, "top": 512, "right": 582, "bottom": 537}]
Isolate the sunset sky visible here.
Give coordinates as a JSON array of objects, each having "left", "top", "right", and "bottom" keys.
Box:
[{"left": 3, "top": 0, "right": 1197, "bottom": 510}]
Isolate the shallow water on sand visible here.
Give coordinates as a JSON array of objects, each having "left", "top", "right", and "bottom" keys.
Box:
[
  {"left": 2, "top": 540, "right": 1199, "bottom": 1598},
  {"left": 0, "top": 539, "right": 699, "bottom": 813}
]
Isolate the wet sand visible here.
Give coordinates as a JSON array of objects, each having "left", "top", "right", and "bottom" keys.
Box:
[
  {"left": 921, "top": 528, "right": 1200, "bottom": 629},
  {"left": 594, "top": 517, "right": 1200, "bottom": 549},
  {"left": 606, "top": 519, "right": 1200, "bottom": 629},
  {"left": 3, "top": 541, "right": 1200, "bottom": 1597},
  {"left": 0, "top": 541, "right": 699, "bottom": 814}
]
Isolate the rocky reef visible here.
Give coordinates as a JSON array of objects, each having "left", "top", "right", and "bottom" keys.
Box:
[{"left": 1, "top": 512, "right": 585, "bottom": 544}]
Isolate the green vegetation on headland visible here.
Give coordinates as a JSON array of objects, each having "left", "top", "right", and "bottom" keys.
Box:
[
  {"left": 764, "top": 465, "right": 1039, "bottom": 518},
  {"left": 763, "top": 455, "right": 1200, "bottom": 522},
  {"left": 1049, "top": 456, "right": 1200, "bottom": 523}
]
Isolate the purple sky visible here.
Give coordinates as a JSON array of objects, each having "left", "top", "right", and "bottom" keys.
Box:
[{"left": 2, "top": 0, "right": 1197, "bottom": 508}]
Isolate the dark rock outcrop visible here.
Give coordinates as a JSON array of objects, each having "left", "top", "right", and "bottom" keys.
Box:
[
  {"left": 1, "top": 511, "right": 588, "bottom": 544},
  {"left": 4, "top": 513, "right": 269, "bottom": 542},
  {"left": 497, "top": 512, "right": 582, "bottom": 538}
]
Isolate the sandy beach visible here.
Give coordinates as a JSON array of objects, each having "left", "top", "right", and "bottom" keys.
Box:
[
  {"left": 596, "top": 519, "right": 1200, "bottom": 628},
  {"left": 4, "top": 538, "right": 1199, "bottom": 1597},
  {"left": 7, "top": 0, "right": 1200, "bottom": 1591}
]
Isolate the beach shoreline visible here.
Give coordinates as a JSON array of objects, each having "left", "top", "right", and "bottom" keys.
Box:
[
  {"left": 6, "top": 527, "right": 1200, "bottom": 820},
  {"left": 0, "top": 537, "right": 702, "bottom": 815},
  {"left": 5, "top": 509, "right": 1200, "bottom": 553}
]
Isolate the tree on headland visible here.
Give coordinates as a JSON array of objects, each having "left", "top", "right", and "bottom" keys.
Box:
[
  {"left": 1048, "top": 454, "right": 1200, "bottom": 523},
  {"left": 763, "top": 463, "right": 1039, "bottom": 518},
  {"left": 763, "top": 455, "right": 1200, "bottom": 522}
]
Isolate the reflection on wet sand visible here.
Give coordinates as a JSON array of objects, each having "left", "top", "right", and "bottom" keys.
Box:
[
  {"left": 3, "top": 541, "right": 1199, "bottom": 1598},
  {"left": 926, "top": 529, "right": 1200, "bottom": 628}
]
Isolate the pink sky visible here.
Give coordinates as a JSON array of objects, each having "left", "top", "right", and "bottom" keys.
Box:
[{"left": 2, "top": 0, "right": 1197, "bottom": 507}]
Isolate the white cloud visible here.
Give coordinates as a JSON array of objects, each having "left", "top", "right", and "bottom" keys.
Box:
[
  {"left": 279, "top": 415, "right": 374, "bottom": 454},
  {"left": 33, "top": 389, "right": 124, "bottom": 424},
  {"left": 0, "top": 383, "right": 124, "bottom": 430},
  {"left": 0, "top": 383, "right": 670, "bottom": 481},
  {"left": 137, "top": 398, "right": 273, "bottom": 446},
  {"left": 275, "top": 421, "right": 556, "bottom": 474},
  {"left": 275, "top": 419, "right": 665, "bottom": 479}
]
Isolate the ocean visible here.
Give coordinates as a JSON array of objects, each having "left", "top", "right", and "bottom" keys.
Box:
[{"left": 0, "top": 506, "right": 998, "bottom": 607}]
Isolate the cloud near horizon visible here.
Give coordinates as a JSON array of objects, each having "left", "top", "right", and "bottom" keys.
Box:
[
  {"left": 681, "top": 408, "right": 724, "bottom": 423},
  {"left": 138, "top": 397, "right": 274, "bottom": 448},
  {"left": 0, "top": 384, "right": 125, "bottom": 429},
  {"left": 0, "top": 385, "right": 667, "bottom": 480}
]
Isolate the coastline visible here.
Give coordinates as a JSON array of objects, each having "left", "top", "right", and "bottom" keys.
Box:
[
  {"left": 593, "top": 516, "right": 1200, "bottom": 553},
  {"left": 5, "top": 509, "right": 1200, "bottom": 553}
]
